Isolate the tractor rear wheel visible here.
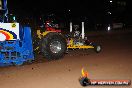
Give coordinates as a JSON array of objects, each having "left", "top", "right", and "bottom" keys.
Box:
[{"left": 41, "top": 32, "right": 67, "bottom": 60}]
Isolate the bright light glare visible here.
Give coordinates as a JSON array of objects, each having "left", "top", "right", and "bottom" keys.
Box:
[
  {"left": 107, "top": 25, "right": 111, "bottom": 31},
  {"left": 108, "top": 12, "right": 111, "bottom": 14},
  {"left": 110, "top": 0, "right": 112, "bottom": 3}
]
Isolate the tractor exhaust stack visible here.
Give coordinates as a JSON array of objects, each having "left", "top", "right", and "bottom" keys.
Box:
[{"left": 82, "top": 22, "right": 84, "bottom": 39}]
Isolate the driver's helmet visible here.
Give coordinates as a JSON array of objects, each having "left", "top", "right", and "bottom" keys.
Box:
[
  {"left": 74, "top": 30, "right": 80, "bottom": 37},
  {"left": 84, "top": 36, "right": 87, "bottom": 40},
  {"left": 46, "top": 20, "right": 54, "bottom": 27}
]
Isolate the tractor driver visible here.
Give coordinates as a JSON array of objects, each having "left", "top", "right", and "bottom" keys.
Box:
[
  {"left": 73, "top": 25, "right": 80, "bottom": 38},
  {"left": 73, "top": 25, "right": 80, "bottom": 45}
]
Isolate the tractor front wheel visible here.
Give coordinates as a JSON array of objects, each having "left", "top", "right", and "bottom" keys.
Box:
[{"left": 94, "top": 45, "right": 102, "bottom": 53}]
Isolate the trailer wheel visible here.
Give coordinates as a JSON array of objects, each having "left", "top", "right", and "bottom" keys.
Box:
[{"left": 41, "top": 32, "right": 67, "bottom": 60}]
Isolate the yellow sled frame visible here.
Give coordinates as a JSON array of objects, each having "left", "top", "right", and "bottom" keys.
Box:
[{"left": 67, "top": 38, "right": 94, "bottom": 49}]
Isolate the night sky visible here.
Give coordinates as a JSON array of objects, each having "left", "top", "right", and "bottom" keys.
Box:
[
  {"left": 7, "top": 0, "right": 105, "bottom": 16},
  {"left": 6, "top": 0, "right": 132, "bottom": 24}
]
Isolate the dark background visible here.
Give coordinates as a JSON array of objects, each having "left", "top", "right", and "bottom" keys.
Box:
[{"left": 7, "top": 0, "right": 132, "bottom": 30}]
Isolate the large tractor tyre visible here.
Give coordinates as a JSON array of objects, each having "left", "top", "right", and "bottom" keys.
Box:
[{"left": 41, "top": 32, "right": 67, "bottom": 60}]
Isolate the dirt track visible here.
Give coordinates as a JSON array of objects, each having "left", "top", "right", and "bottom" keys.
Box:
[{"left": 0, "top": 30, "right": 132, "bottom": 88}]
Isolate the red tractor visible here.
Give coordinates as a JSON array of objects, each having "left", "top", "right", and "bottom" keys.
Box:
[
  {"left": 38, "top": 14, "right": 62, "bottom": 33},
  {"left": 45, "top": 20, "right": 61, "bottom": 32}
]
